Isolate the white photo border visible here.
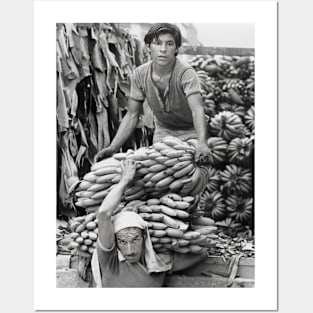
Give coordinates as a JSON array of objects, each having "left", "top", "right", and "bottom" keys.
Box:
[{"left": 34, "top": 0, "right": 278, "bottom": 311}]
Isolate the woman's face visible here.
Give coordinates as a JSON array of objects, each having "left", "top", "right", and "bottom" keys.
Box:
[
  {"left": 149, "top": 33, "right": 177, "bottom": 66},
  {"left": 116, "top": 227, "right": 144, "bottom": 263}
]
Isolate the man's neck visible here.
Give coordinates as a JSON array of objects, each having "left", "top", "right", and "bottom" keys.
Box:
[{"left": 152, "top": 58, "right": 176, "bottom": 77}]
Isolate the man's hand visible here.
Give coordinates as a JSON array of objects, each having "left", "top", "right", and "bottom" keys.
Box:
[
  {"left": 120, "top": 159, "right": 137, "bottom": 185},
  {"left": 94, "top": 146, "right": 117, "bottom": 163},
  {"left": 195, "top": 142, "right": 211, "bottom": 163}
]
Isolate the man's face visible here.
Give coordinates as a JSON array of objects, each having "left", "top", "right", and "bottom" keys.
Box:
[
  {"left": 150, "top": 33, "right": 177, "bottom": 66},
  {"left": 116, "top": 227, "right": 144, "bottom": 263}
]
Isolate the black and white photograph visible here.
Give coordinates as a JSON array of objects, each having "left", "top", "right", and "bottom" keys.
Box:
[
  {"left": 56, "top": 21, "right": 255, "bottom": 288},
  {"left": 34, "top": 1, "right": 277, "bottom": 311}
]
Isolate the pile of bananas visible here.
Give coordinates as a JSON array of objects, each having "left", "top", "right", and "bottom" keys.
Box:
[
  {"left": 205, "top": 137, "right": 228, "bottom": 166},
  {"left": 188, "top": 54, "right": 255, "bottom": 231},
  {"left": 227, "top": 137, "right": 254, "bottom": 167},
  {"left": 74, "top": 136, "right": 209, "bottom": 210},
  {"left": 67, "top": 212, "right": 98, "bottom": 256},
  {"left": 66, "top": 193, "right": 219, "bottom": 256},
  {"left": 244, "top": 106, "right": 255, "bottom": 135},
  {"left": 138, "top": 194, "right": 217, "bottom": 254},
  {"left": 220, "top": 164, "right": 252, "bottom": 196},
  {"left": 203, "top": 166, "right": 221, "bottom": 193},
  {"left": 209, "top": 111, "right": 245, "bottom": 142},
  {"left": 225, "top": 195, "right": 253, "bottom": 224},
  {"left": 198, "top": 190, "right": 226, "bottom": 221}
]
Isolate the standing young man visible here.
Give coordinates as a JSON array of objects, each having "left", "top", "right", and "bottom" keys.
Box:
[{"left": 95, "top": 23, "right": 210, "bottom": 162}]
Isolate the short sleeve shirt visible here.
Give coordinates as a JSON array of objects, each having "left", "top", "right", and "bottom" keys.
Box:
[
  {"left": 96, "top": 241, "right": 166, "bottom": 287},
  {"left": 129, "top": 58, "right": 202, "bottom": 130}
]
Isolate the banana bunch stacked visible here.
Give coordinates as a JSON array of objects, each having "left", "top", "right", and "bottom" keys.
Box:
[
  {"left": 74, "top": 136, "right": 208, "bottom": 210},
  {"left": 218, "top": 102, "right": 246, "bottom": 120},
  {"left": 187, "top": 54, "right": 255, "bottom": 230},
  {"left": 67, "top": 212, "right": 98, "bottom": 256},
  {"left": 66, "top": 193, "right": 219, "bottom": 256},
  {"left": 220, "top": 164, "right": 252, "bottom": 196},
  {"left": 225, "top": 195, "right": 253, "bottom": 224},
  {"left": 139, "top": 194, "right": 219, "bottom": 255},
  {"left": 227, "top": 137, "right": 253, "bottom": 167},
  {"left": 198, "top": 190, "right": 226, "bottom": 221},
  {"left": 209, "top": 111, "right": 245, "bottom": 142},
  {"left": 137, "top": 193, "right": 214, "bottom": 254},
  {"left": 205, "top": 137, "right": 228, "bottom": 167},
  {"left": 244, "top": 106, "right": 255, "bottom": 136}
]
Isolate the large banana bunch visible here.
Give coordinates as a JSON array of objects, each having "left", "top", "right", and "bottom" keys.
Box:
[
  {"left": 244, "top": 106, "right": 255, "bottom": 134},
  {"left": 67, "top": 212, "right": 98, "bottom": 257},
  {"left": 67, "top": 193, "right": 217, "bottom": 255},
  {"left": 220, "top": 164, "right": 252, "bottom": 196},
  {"left": 221, "top": 78, "right": 245, "bottom": 92},
  {"left": 218, "top": 102, "right": 246, "bottom": 120},
  {"left": 197, "top": 190, "right": 226, "bottom": 221},
  {"left": 138, "top": 194, "right": 208, "bottom": 254},
  {"left": 227, "top": 137, "right": 254, "bottom": 167},
  {"left": 205, "top": 137, "right": 228, "bottom": 166},
  {"left": 225, "top": 195, "right": 253, "bottom": 224},
  {"left": 74, "top": 136, "right": 208, "bottom": 209},
  {"left": 202, "top": 97, "right": 217, "bottom": 118},
  {"left": 204, "top": 166, "right": 221, "bottom": 193},
  {"left": 209, "top": 111, "right": 245, "bottom": 142}
]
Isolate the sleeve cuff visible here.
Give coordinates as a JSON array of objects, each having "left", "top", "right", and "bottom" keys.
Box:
[
  {"left": 185, "top": 91, "right": 202, "bottom": 98},
  {"left": 97, "top": 239, "right": 115, "bottom": 252}
]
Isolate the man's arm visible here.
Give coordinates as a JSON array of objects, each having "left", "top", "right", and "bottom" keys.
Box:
[
  {"left": 187, "top": 93, "right": 211, "bottom": 160},
  {"left": 97, "top": 159, "right": 137, "bottom": 249},
  {"left": 94, "top": 99, "right": 143, "bottom": 162}
]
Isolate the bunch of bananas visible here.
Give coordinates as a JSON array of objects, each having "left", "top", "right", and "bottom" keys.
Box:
[
  {"left": 197, "top": 190, "right": 226, "bottom": 221},
  {"left": 220, "top": 164, "right": 252, "bottom": 196},
  {"left": 205, "top": 137, "right": 228, "bottom": 166},
  {"left": 244, "top": 106, "right": 255, "bottom": 134},
  {"left": 209, "top": 111, "right": 245, "bottom": 142},
  {"left": 204, "top": 166, "right": 221, "bottom": 193},
  {"left": 225, "top": 195, "right": 253, "bottom": 224},
  {"left": 188, "top": 53, "right": 255, "bottom": 230},
  {"left": 67, "top": 212, "right": 98, "bottom": 256},
  {"left": 137, "top": 194, "right": 214, "bottom": 254},
  {"left": 221, "top": 78, "right": 245, "bottom": 92},
  {"left": 202, "top": 97, "right": 217, "bottom": 118},
  {"left": 66, "top": 193, "right": 219, "bottom": 256},
  {"left": 74, "top": 136, "right": 209, "bottom": 210},
  {"left": 218, "top": 102, "right": 246, "bottom": 120},
  {"left": 227, "top": 137, "right": 254, "bottom": 167}
]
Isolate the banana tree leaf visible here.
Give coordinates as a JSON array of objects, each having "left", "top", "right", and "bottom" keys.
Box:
[
  {"left": 99, "top": 31, "right": 119, "bottom": 68},
  {"left": 68, "top": 128, "right": 78, "bottom": 157},
  {"left": 77, "top": 118, "right": 89, "bottom": 147},
  {"left": 87, "top": 110, "right": 98, "bottom": 149},
  {"left": 57, "top": 73, "right": 69, "bottom": 129},
  {"left": 107, "top": 94, "right": 119, "bottom": 129},
  {"left": 71, "top": 26, "right": 91, "bottom": 80},
  {"left": 56, "top": 24, "right": 69, "bottom": 59},
  {"left": 93, "top": 70, "right": 109, "bottom": 109},
  {"left": 96, "top": 108, "right": 110, "bottom": 151},
  {"left": 90, "top": 26, "right": 106, "bottom": 72},
  {"left": 76, "top": 145, "right": 87, "bottom": 168}
]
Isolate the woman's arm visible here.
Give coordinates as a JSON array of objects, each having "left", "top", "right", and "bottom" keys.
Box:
[{"left": 97, "top": 159, "right": 137, "bottom": 249}]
